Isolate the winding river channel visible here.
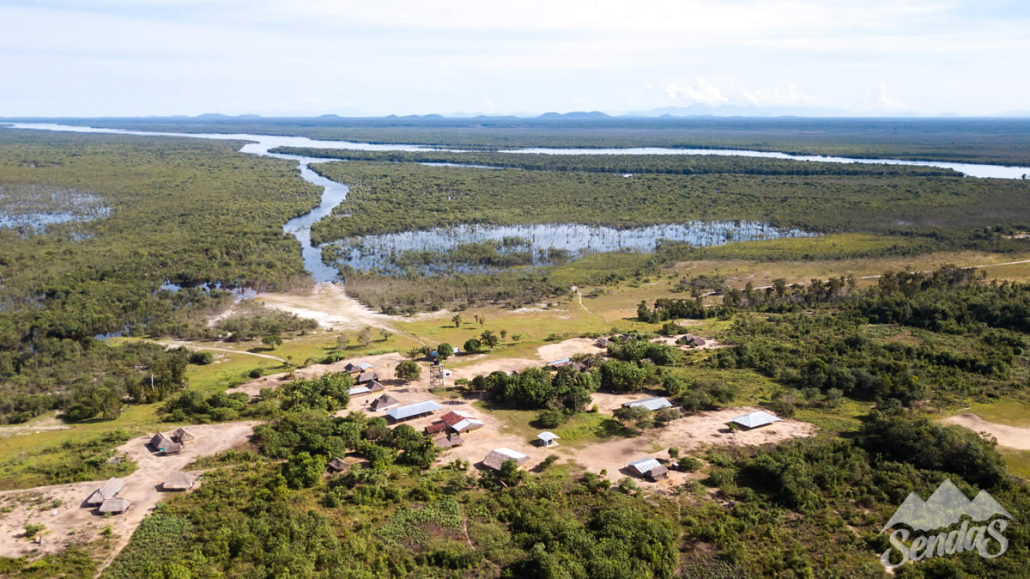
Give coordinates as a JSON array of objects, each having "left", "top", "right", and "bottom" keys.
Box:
[{"left": 8, "top": 122, "right": 1030, "bottom": 281}]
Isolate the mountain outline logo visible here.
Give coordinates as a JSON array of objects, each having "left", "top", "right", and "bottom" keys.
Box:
[
  {"left": 879, "top": 479, "right": 1012, "bottom": 568},
  {"left": 880, "top": 479, "right": 1012, "bottom": 533}
]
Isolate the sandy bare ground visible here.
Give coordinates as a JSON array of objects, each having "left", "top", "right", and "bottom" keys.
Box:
[
  {"left": 0, "top": 422, "right": 257, "bottom": 569},
  {"left": 339, "top": 387, "right": 546, "bottom": 472},
  {"left": 536, "top": 338, "right": 606, "bottom": 361},
  {"left": 650, "top": 335, "right": 728, "bottom": 352},
  {"left": 573, "top": 405, "right": 815, "bottom": 489},
  {"left": 154, "top": 339, "right": 286, "bottom": 362},
  {"left": 228, "top": 352, "right": 408, "bottom": 398},
  {"left": 944, "top": 414, "right": 1030, "bottom": 450}
]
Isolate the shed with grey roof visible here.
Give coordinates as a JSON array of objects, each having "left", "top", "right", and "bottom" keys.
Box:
[
  {"left": 730, "top": 411, "right": 782, "bottom": 430},
  {"left": 627, "top": 458, "right": 664, "bottom": 478},
  {"left": 386, "top": 401, "right": 443, "bottom": 422},
  {"left": 537, "top": 432, "right": 559, "bottom": 447},
  {"left": 622, "top": 397, "right": 673, "bottom": 412}
]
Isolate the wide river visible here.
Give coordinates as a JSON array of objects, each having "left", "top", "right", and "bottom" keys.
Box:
[{"left": 8, "top": 122, "right": 1030, "bottom": 281}]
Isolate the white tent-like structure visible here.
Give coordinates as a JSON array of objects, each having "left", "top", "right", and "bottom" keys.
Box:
[
  {"left": 537, "top": 432, "right": 559, "bottom": 447},
  {"left": 730, "top": 411, "right": 782, "bottom": 430}
]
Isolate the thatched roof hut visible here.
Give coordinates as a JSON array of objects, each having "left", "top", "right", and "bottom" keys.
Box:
[
  {"left": 163, "top": 472, "right": 197, "bottom": 491},
  {"left": 149, "top": 432, "right": 174, "bottom": 452},
  {"left": 163, "top": 442, "right": 182, "bottom": 455},
  {"left": 483, "top": 448, "right": 528, "bottom": 471},
  {"left": 327, "top": 457, "right": 349, "bottom": 473},
  {"left": 370, "top": 394, "right": 399, "bottom": 411},
  {"left": 99, "top": 497, "right": 131, "bottom": 514},
  {"left": 646, "top": 465, "right": 669, "bottom": 481},
  {"left": 86, "top": 478, "right": 124, "bottom": 506},
  {"left": 435, "top": 433, "right": 464, "bottom": 448},
  {"left": 173, "top": 427, "right": 195, "bottom": 444},
  {"left": 356, "top": 370, "right": 380, "bottom": 384}
]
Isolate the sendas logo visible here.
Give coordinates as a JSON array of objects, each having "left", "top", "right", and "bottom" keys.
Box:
[{"left": 880, "top": 480, "right": 1012, "bottom": 568}]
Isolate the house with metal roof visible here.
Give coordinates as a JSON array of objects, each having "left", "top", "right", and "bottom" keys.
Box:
[
  {"left": 549, "top": 358, "right": 572, "bottom": 369},
  {"left": 386, "top": 401, "right": 443, "bottom": 422},
  {"left": 163, "top": 472, "right": 197, "bottom": 491},
  {"left": 537, "top": 432, "right": 559, "bottom": 447},
  {"left": 371, "top": 393, "right": 399, "bottom": 411},
  {"left": 348, "top": 385, "right": 371, "bottom": 396},
  {"left": 345, "top": 362, "right": 374, "bottom": 374},
  {"left": 440, "top": 411, "right": 484, "bottom": 433},
  {"left": 730, "top": 411, "right": 782, "bottom": 430},
  {"left": 483, "top": 448, "right": 529, "bottom": 470},
  {"left": 86, "top": 478, "right": 124, "bottom": 506},
  {"left": 627, "top": 458, "right": 668, "bottom": 480},
  {"left": 622, "top": 397, "right": 673, "bottom": 412}
]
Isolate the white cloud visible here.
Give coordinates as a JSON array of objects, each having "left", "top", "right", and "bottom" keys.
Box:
[
  {"left": 662, "top": 79, "right": 817, "bottom": 108},
  {"left": 740, "top": 83, "right": 815, "bottom": 106},
  {"left": 878, "top": 82, "right": 906, "bottom": 109},
  {"left": 663, "top": 77, "right": 728, "bottom": 105}
]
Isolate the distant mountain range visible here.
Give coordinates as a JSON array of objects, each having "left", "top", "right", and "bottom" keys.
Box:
[
  {"left": 881, "top": 480, "right": 1012, "bottom": 533},
  {"left": 127, "top": 108, "right": 1030, "bottom": 121}
]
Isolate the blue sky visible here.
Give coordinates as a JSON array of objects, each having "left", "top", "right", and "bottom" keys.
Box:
[{"left": 2, "top": 0, "right": 1028, "bottom": 117}]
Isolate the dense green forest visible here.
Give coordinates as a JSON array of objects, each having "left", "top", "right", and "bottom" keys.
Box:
[
  {"left": 31, "top": 116, "right": 1030, "bottom": 165},
  {"left": 308, "top": 161, "right": 1030, "bottom": 245},
  {"left": 271, "top": 147, "right": 964, "bottom": 177},
  {"left": 0, "top": 129, "right": 319, "bottom": 423}
]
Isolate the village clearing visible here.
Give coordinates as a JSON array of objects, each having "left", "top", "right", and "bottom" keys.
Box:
[{"left": 0, "top": 422, "right": 256, "bottom": 567}]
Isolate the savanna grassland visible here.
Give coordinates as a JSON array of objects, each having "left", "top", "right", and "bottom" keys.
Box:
[{"left": 4, "top": 120, "right": 1030, "bottom": 578}]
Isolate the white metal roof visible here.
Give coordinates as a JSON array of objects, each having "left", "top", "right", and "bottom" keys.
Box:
[
  {"left": 538, "top": 432, "right": 559, "bottom": 441},
  {"left": 451, "top": 418, "right": 484, "bottom": 431},
  {"left": 627, "top": 458, "right": 663, "bottom": 473},
  {"left": 386, "top": 401, "right": 443, "bottom": 420},
  {"left": 348, "top": 386, "right": 370, "bottom": 396},
  {"left": 731, "top": 411, "right": 782, "bottom": 428},
  {"left": 623, "top": 397, "right": 672, "bottom": 411},
  {"left": 493, "top": 447, "right": 528, "bottom": 460},
  {"left": 358, "top": 362, "right": 372, "bottom": 370}
]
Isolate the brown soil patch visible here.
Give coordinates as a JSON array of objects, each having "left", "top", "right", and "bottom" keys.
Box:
[
  {"left": 0, "top": 422, "right": 256, "bottom": 568},
  {"left": 536, "top": 338, "right": 605, "bottom": 361},
  {"left": 573, "top": 405, "right": 816, "bottom": 489},
  {"left": 228, "top": 352, "right": 408, "bottom": 397},
  {"left": 650, "top": 335, "right": 728, "bottom": 352},
  {"left": 944, "top": 413, "right": 1030, "bottom": 450}
]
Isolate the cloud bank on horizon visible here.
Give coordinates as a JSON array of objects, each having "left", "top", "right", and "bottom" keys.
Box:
[{"left": 2, "top": 0, "right": 1028, "bottom": 117}]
